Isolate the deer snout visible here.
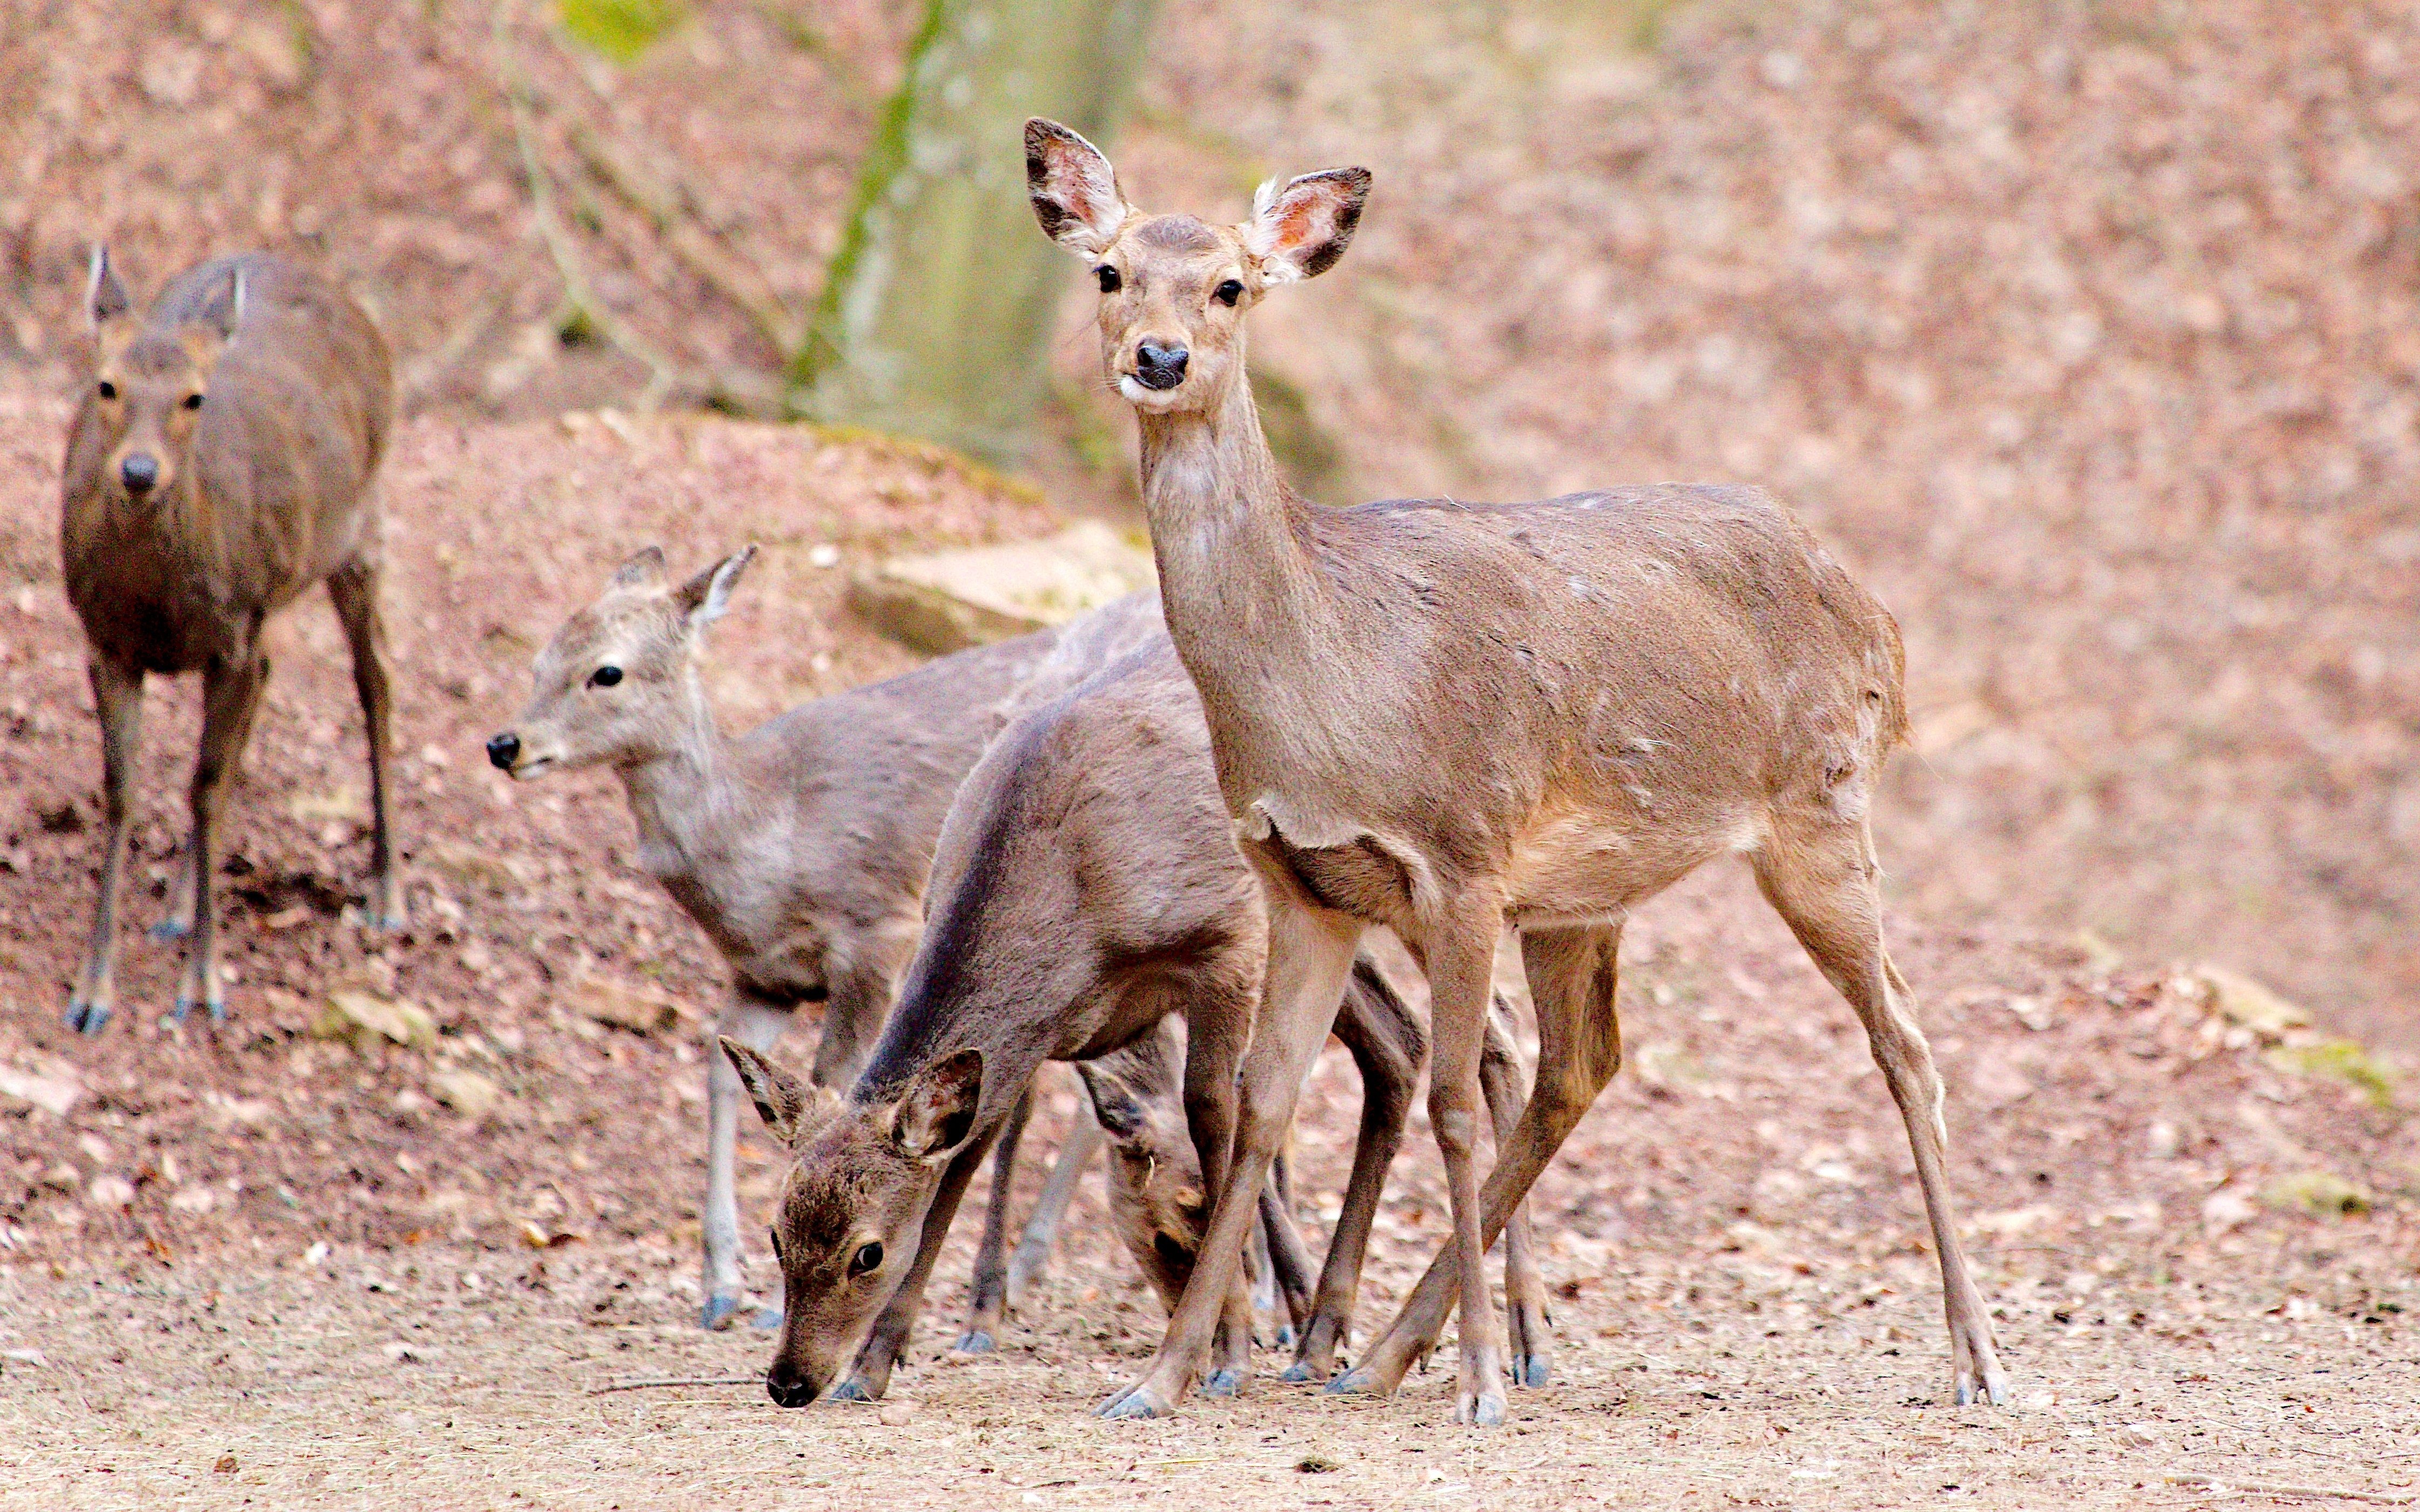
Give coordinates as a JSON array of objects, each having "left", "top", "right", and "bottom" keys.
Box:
[
  {"left": 119, "top": 452, "right": 160, "bottom": 495},
  {"left": 1134, "top": 341, "right": 1189, "bottom": 390},
  {"left": 764, "top": 1356, "right": 821, "bottom": 1409},
  {"left": 485, "top": 732, "right": 521, "bottom": 771}
]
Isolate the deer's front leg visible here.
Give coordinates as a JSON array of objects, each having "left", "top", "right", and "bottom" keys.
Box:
[
  {"left": 68, "top": 656, "right": 144, "bottom": 1035},
  {"left": 954, "top": 1086, "right": 1032, "bottom": 1353},
  {"left": 1099, "top": 889, "right": 1361, "bottom": 1420},
  {"left": 703, "top": 996, "right": 790, "bottom": 1331},
  {"left": 326, "top": 558, "right": 403, "bottom": 929},
  {"left": 831, "top": 1126, "right": 998, "bottom": 1402},
  {"left": 1420, "top": 902, "right": 1511, "bottom": 1426},
  {"left": 173, "top": 650, "right": 267, "bottom": 1024}
]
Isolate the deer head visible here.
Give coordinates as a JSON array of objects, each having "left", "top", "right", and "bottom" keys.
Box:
[
  {"left": 486, "top": 546, "right": 754, "bottom": 779},
  {"left": 79, "top": 246, "right": 243, "bottom": 507},
  {"left": 1024, "top": 119, "right": 1369, "bottom": 418},
  {"left": 719, "top": 1037, "right": 984, "bottom": 1407}
]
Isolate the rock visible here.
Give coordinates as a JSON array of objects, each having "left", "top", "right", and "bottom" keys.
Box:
[
  {"left": 2201, "top": 1183, "right": 2260, "bottom": 1230},
  {"left": 2195, "top": 966, "right": 2311, "bottom": 1038},
  {"left": 877, "top": 1400, "right": 916, "bottom": 1426},
  {"left": 312, "top": 989, "right": 438, "bottom": 1052},
  {"left": 85, "top": 1175, "right": 134, "bottom": 1210},
  {"left": 431, "top": 1069, "right": 502, "bottom": 1122},
  {"left": 167, "top": 1185, "right": 217, "bottom": 1215},
  {"left": 2262, "top": 1040, "right": 2402, "bottom": 1111},
  {"left": 2006, "top": 995, "right": 2055, "bottom": 1032},
  {"left": 567, "top": 971, "right": 686, "bottom": 1034},
  {"left": 0, "top": 1063, "right": 80, "bottom": 1118},
  {"left": 2117, "top": 1422, "right": 2161, "bottom": 1449},
  {"left": 849, "top": 521, "right": 1156, "bottom": 654},
  {"left": 2260, "top": 1170, "right": 2371, "bottom": 1217},
  {"left": 2145, "top": 1120, "right": 2182, "bottom": 1159}
]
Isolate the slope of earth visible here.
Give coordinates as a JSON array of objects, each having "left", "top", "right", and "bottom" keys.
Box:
[
  {"left": 1, "top": 403, "right": 2416, "bottom": 1509},
  {"left": 1121, "top": 0, "right": 2420, "bottom": 1049}
]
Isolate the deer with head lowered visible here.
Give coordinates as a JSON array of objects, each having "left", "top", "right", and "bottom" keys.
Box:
[
  {"left": 491, "top": 545, "right": 1132, "bottom": 1334},
  {"left": 1025, "top": 119, "right": 2009, "bottom": 1424},
  {"left": 62, "top": 250, "right": 398, "bottom": 1033},
  {"left": 721, "top": 625, "right": 1547, "bottom": 1407}
]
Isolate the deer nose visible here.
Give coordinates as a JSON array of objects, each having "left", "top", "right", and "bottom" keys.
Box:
[
  {"left": 485, "top": 733, "right": 520, "bottom": 771},
  {"left": 119, "top": 453, "right": 159, "bottom": 495},
  {"left": 1134, "top": 342, "right": 1188, "bottom": 390},
  {"left": 764, "top": 1360, "right": 820, "bottom": 1409}
]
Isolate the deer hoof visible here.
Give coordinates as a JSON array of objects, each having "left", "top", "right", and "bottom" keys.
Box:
[
  {"left": 751, "top": 1307, "right": 783, "bottom": 1332},
  {"left": 171, "top": 992, "right": 227, "bottom": 1025},
  {"left": 1513, "top": 1354, "right": 1551, "bottom": 1389},
  {"left": 1323, "top": 1366, "right": 1380, "bottom": 1396},
  {"left": 1278, "top": 1359, "right": 1324, "bottom": 1385},
  {"left": 953, "top": 1331, "right": 996, "bottom": 1355},
  {"left": 829, "top": 1377, "right": 875, "bottom": 1403},
  {"left": 701, "top": 1294, "right": 745, "bottom": 1331},
  {"left": 64, "top": 1001, "right": 111, "bottom": 1036},
  {"left": 1201, "top": 1368, "right": 1243, "bottom": 1398},
  {"left": 148, "top": 917, "right": 191, "bottom": 942},
  {"left": 1095, "top": 1383, "right": 1173, "bottom": 1421},
  {"left": 1273, "top": 1323, "right": 1297, "bottom": 1349},
  {"left": 1455, "top": 1388, "right": 1508, "bottom": 1427}
]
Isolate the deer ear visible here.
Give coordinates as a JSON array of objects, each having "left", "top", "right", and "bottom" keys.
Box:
[
  {"left": 1075, "top": 1061, "right": 1147, "bottom": 1144},
  {"left": 721, "top": 1037, "right": 810, "bottom": 1144},
  {"left": 87, "top": 245, "right": 131, "bottom": 332},
  {"left": 672, "top": 545, "right": 756, "bottom": 629},
  {"left": 890, "top": 1047, "right": 983, "bottom": 1163},
  {"left": 1243, "top": 168, "right": 1372, "bottom": 285},
  {"left": 1025, "top": 118, "right": 1129, "bottom": 257},
  {"left": 611, "top": 545, "right": 667, "bottom": 589},
  {"left": 192, "top": 265, "right": 245, "bottom": 342}
]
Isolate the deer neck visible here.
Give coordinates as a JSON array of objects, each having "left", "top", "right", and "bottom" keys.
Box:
[
  {"left": 615, "top": 684, "right": 747, "bottom": 881},
  {"left": 1134, "top": 375, "right": 1327, "bottom": 641}
]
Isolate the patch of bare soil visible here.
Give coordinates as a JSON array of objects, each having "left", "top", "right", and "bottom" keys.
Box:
[{"left": 1, "top": 403, "right": 2416, "bottom": 1508}]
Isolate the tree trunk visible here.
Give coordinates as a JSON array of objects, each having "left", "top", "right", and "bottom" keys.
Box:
[{"left": 791, "top": 0, "right": 1159, "bottom": 462}]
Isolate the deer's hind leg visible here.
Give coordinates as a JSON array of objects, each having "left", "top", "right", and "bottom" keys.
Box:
[
  {"left": 1750, "top": 819, "right": 2007, "bottom": 1406},
  {"left": 171, "top": 647, "right": 268, "bottom": 1024},
  {"left": 68, "top": 656, "right": 145, "bottom": 1034},
  {"left": 955, "top": 1085, "right": 1033, "bottom": 1353},
  {"left": 326, "top": 557, "right": 402, "bottom": 929},
  {"left": 703, "top": 995, "right": 790, "bottom": 1331},
  {"left": 1479, "top": 994, "right": 1551, "bottom": 1389},
  {"left": 1006, "top": 1112, "right": 1101, "bottom": 1307}
]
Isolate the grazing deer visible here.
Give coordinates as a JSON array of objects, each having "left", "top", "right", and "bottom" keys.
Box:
[
  {"left": 1025, "top": 119, "right": 2009, "bottom": 1423},
  {"left": 62, "top": 249, "right": 398, "bottom": 1033},
  {"left": 722, "top": 630, "right": 1543, "bottom": 1407},
  {"left": 490, "top": 546, "right": 1138, "bottom": 1332}
]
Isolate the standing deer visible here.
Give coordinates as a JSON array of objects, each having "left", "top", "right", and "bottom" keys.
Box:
[
  {"left": 1025, "top": 119, "right": 2009, "bottom": 1423},
  {"left": 490, "top": 546, "right": 1118, "bottom": 1332},
  {"left": 62, "top": 249, "right": 399, "bottom": 1032},
  {"left": 722, "top": 629, "right": 1545, "bottom": 1407}
]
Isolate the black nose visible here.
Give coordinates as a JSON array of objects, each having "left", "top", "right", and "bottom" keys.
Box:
[
  {"left": 765, "top": 1361, "right": 819, "bottom": 1409},
  {"left": 120, "top": 453, "right": 159, "bottom": 494},
  {"left": 485, "top": 733, "right": 520, "bottom": 771},
  {"left": 1135, "top": 342, "right": 1189, "bottom": 390}
]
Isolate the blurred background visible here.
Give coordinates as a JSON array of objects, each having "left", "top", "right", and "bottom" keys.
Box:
[{"left": 2, "top": 0, "right": 2412, "bottom": 1048}]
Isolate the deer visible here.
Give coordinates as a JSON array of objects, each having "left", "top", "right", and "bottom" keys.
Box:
[
  {"left": 722, "top": 627, "right": 1548, "bottom": 1408},
  {"left": 1024, "top": 118, "right": 2010, "bottom": 1425},
  {"left": 62, "top": 249, "right": 399, "bottom": 1034},
  {"left": 489, "top": 548, "right": 1160, "bottom": 1334}
]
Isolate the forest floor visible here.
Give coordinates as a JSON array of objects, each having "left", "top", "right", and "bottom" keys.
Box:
[{"left": 1, "top": 400, "right": 2416, "bottom": 1509}]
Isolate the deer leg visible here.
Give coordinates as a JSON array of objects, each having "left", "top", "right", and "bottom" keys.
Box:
[
  {"left": 1334, "top": 923, "right": 1621, "bottom": 1401},
  {"left": 832, "top": 1123, "right": 1003, "bottom": 1402},
  {"left": 1099, "top": 888, "right": 1361, "bottom": 1420},
  {"left": 1283, "top": 957, "right": 1422, "bottom": 1382},
  {"left": 955, "top": 1086, "right": 1032, "bottom": 1354},
  {"left": 67, "top": 656, "right": 145, "bottom": 1034},
  {"left": 1177, "top": 976, "right": 1256, "bottom": 1398},
  {"left": 1258, "top": 1148, "right": 1318, "bottom": 1347},
  {"left": 326, "top": 558, "right": 402, "bottom": 929},
  {"left": 703, "top": 995, "right": 790, "bottom": 1331},
  {"left": 1005, "top": 1110, "right": 1101, "bottom": 1308},
  {"left": 1752, "top": 826, "right": 2008, "bottom": 1407},
  {"left": 1480, "top": 995, "right": 1551, "bottom": 1388},
  {"left": 172, "top": 649, "right": 266, "bottom": 1024},
  {"left": 1417, "top": 900, "right": 1510, "bottom": 1426}
]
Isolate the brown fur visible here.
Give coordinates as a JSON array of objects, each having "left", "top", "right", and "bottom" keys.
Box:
[
  {"left": 60, "top": 249, "right": 396, "bottom": 1032},
  {"left": 1025, "top": 118, "right": 2005, "bottom": 1423}
]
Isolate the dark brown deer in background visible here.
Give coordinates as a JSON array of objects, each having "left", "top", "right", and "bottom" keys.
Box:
[
  {"left": 62, "top": 249, "right": 398, "bottom": 1033},
  {"left": 1025, "top": 119, "right": 2007, "bottom": 1424}
]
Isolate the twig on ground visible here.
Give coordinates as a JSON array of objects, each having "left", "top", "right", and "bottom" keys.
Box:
[
  {"left": 588, "top": 1375, "right": 761, "bottom": 1394},
  {"left": 2162, "top": 1474, "right": 2416, "bottom": 1505}
]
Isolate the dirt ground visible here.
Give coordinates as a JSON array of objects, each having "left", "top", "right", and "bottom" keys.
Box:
[{"left": 1, "top": 401, "right": 2416, "bottom": 1507}]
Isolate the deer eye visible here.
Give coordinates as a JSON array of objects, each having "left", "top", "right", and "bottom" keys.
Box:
[
  {"left": 97, "top": 380, "right": 117, "bottom": 401},
  {"left": 848, "top": 1241, "right": 883, "bottom": 1277},
  {"left": 1213, "top": 279, "right": 1243, "bottom": 307},
  {"left": 588, "top": 665, "right": 623, "bottom": 688},
  {"left": 183, "top": 393, "right": 205, "bottom": 410},
  {"left": 1095, "top": 265, "right": 1121, "bottom": 293}
]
